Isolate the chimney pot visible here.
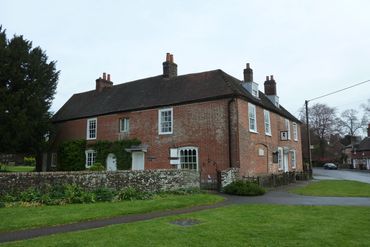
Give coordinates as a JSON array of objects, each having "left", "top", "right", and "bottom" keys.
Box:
[
  {"left": 368, "top": 123, "right": 370, "bottom": 137},
  {"left": 103, "top": 72, "right": 106, "bottom": 80},
  {"left": 243, "top": 62, "right": 253, "bottom": 82},
  {"left": 163, "top": 53, "right": 177, "bottom": 78},
  {"left": 264, "top": 74, "right": 277, "bottom": 96},
  {"left": 107, "top": 74, "right": 111, "bottom": 81}
]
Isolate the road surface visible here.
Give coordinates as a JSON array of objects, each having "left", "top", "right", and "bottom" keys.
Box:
[{"left": 313, "top": 167, "right": 370, "bottom": 184}]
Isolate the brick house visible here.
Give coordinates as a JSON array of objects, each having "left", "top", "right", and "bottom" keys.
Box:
[
  {"left": 352, "top": 124, "right": 370, "bottom": 170},
  {"left": 48, "top": 53, "right": 303, "bottom": 182}
]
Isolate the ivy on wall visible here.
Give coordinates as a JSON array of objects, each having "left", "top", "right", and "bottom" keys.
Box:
[
  {"left": 90, "top": 139, "right": 140, "bottom": 170},
  {"left": 58, "top": 139, "right": 140, "bottom": 171}
]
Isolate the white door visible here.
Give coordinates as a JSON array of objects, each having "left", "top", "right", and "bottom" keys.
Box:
[
  {"left": 283, "top": 153, "right": 289, "bottom": 172},
  {"left": 106, "top": 153, "right": 117, "bottom": 171},
  {"left": 132, "top": 152, "right": 145, "bottom": 170}
]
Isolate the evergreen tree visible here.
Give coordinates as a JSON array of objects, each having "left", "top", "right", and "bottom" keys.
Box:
[{"left": 0, "top": 26, "right": 59, "bottom": 171}]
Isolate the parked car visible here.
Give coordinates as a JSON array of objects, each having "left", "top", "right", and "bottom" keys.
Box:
[{"left": 323, "top": 163, "right": 337, "bottom": 170}]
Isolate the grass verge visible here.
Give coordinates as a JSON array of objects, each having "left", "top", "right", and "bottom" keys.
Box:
[
  {"left": 290, "top": 180, "right": 370, "bottom": 197},
  {"left": 0, "top": 193, "right": 223, "bottom": 232},
  {"left": 0, "top": 165, "right": 34, "bottom": 172},
  {"left": 3, "top": 204, "right": 370, "bottom": 246}
]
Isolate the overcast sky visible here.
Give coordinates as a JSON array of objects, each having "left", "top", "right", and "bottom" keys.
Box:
[{"left": 2, "top": 0, "right": 370, "bottom": 119}]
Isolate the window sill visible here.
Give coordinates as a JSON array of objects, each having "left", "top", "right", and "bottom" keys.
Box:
[
  {"left": 265, "top": 133, "right": 272, "bottom": 137},
  {"left": 159, "top": 132, "right": 173, "bottom": 135},
  {"left": 86, "top": 138, "right": 97, "bottom": 140},
  {"left": 249, "top": 130, "right": 258, "bottom": 134}
]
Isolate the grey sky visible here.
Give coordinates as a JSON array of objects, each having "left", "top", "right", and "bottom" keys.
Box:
[{"left": 2, "top": 0, "right": 370, "bottom": 118}]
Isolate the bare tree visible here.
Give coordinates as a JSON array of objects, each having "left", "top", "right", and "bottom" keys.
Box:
[
  {"left": 307, "top": 103, "right": 337, "bottom": 140},
  {"left": 337, "top": 109, "right": 365, "bottom": 136},
  {"left": 362, "top": 99, "right": 370, "bottom": 116}
]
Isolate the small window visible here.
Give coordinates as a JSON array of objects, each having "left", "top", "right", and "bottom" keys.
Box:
[
  {"left": 248, "top": 103, "right": 257, "bottom": 132},
  {"left": 278, "top": 147, "right": 283, "bottom": 170},
  {"left": 179, "top": 147, "right": 198, "bottom": 170},
  {"left": 285, "top": 119, "right": 291, "bottom": 140},
  {"left": 51, "top": 153, "right": 57, "bottom": 168},
  {"left": 293, "top": 123, "right": 298, "bottom": 141},
  {"left": 264, "top": 110, "right": 271, "bottom": 136},
  {"left": 120, "top": 118, "right": 130, "bottom": 133},
  {"left": 252, "top": 83, "right": 259, "bottom": 98},
  {"left": 85, "top": 150, "right": 97, "bottom": 168},
  {"left": 159, "top": 108, "right": 173, "bottom": 134},
  {"left": 291, "top": 150, "right": 296, "bottom": 169},
  {"left": 87, "top": 118, "right": 97, "bottom": 140}
]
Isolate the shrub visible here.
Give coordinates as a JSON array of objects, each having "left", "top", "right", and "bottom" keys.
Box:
[
  {"left": 89, "top": 162, "right": 105, "bottom": 171},
  {"left": 19, "top": 187, "right": 42, "bottom": 202},
  {"left": 0, "top": 201, "right": 5, "bottom": 208},
  {"left": 58, "top": 140, "right": 87, "bottom": 171},
  {"left": 23, "top": 157, "right": 36, "bottom": 166},
  {"left": 116, "top": 187, "right": 153, "bottom": 201},
  {"left": 64, "top": 184, "right": 95, "bottom": 204},
  {"left": 94, "top": 187, "right": 115, "bottom": 202},
  {"left": 223, "top": 180, "right": 266, "bottom": 196}
]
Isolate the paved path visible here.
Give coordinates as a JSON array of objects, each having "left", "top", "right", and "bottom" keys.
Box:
[{"left": 1, "top": 180, "right": 370, "bottom": 244}]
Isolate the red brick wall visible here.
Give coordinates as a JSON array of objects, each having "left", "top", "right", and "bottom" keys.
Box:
[
  {"left": 52, "top": 99, "right": 232, "bottom": 181},
  {"left": 236, "top": 99, "right": 303, "bottom": 176},
  {"left": 52, "top": 97, "right": 303, "bottom": 179}
]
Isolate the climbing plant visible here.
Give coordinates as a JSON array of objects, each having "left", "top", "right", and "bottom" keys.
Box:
[{"left": 58, "top": 139, "right": 140, "bottom": 171}]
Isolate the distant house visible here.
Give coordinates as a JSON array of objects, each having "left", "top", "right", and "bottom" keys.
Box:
[
  {"left": 352, "top": 124, "right": 370, "bottom": 170},
  {"left": 47, "top": 53, "right": 303, "bottom": 183}
]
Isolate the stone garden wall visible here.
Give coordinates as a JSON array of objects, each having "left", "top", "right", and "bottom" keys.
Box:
[{"left": 0, "top": 169, "right": 200, "bottom": 195}]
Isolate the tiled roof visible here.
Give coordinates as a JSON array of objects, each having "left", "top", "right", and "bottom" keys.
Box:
[
  {"left": 357, "top": 137, "right": 370, "bottom": 151},
  {"left": 53, "top": 69, "right": 300, "bottom": 123}
]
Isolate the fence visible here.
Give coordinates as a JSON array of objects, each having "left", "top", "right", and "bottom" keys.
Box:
[{"left": 242, "top": 171, "right": 312, "bottom": 188}]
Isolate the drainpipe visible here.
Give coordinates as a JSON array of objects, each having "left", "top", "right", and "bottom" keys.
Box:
[{"left": 228, "top": 98, "right": 235, "bottom": 168}]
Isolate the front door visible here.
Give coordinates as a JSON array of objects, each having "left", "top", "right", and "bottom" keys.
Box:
[
  {"left": 283, "top": 153, "right": 289, "bottom": 172},
  {"left": 106, "top": 153, "right": 117, "bottom": 171},
  {"left": 132, "top": 152, "right": 145, "bottom": 170}
]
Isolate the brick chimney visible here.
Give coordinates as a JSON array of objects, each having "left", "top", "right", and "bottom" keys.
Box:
[
  {"left": 264, "top": 75, "right": 279, "bottom": 107},
  {"left": 264, "top": 75, "right": 277, "bottom": 95},
  {"left": 96, "top": 72, "right": 113, "bottom": 92},
  {"left": 243, "top": 63, "right": 253, "bottom": 82},
  {"left": 163, "top": 53, "right": 177, "bottom": 78}
]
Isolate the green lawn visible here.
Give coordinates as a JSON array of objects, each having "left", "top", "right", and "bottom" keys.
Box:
[
  {"left": 0, "top": 194, "right": 223, "bottom": 232},
  {"left": 0, "top": 165, "right": 34, "bottom": 172},
  {"left": 291, "top": 180, "right": 370, "bottom": 197},
  {"left": 3, "top": 204, "right": 370, "bottom": 246}
]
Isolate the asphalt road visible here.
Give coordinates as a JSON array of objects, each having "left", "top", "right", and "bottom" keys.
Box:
[{"left": 313, "top": 167, "right": 370, "bottom": 184}]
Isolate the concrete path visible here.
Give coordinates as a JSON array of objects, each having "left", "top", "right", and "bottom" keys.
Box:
[{"left": 1, "top": 180, "right": 370, "bottom": 244}]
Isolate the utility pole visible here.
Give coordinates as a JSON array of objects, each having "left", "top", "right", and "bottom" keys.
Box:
[{"left": 305, "top": 100, "right": 312, "bottom": 173}]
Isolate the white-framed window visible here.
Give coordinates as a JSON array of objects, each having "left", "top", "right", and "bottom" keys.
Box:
[
  {"left": 264, "top": 110, "right": 271, "bottom": 136},
  {"left": 248, "top": 103, "right": 257, "bottom": 132},
  {"left": 158, "top": 108, "right": 173, "bottom": 134},
  {"left": 291, "top": 150, "right": 296, "bottom": 169},
  {"left": 293, "top": 122, "right": 298, "bottom": 141},
  {"left": 179, "top": 147, "right": 198, "bottom": 170},
  {"left": 51, "top": 153, "right": 57, "bottom": 168},
  {"left": 252, "top": 83, "right": 259, "bottom": 98},
  {"left": 285, "top": 119, "right": 291, "bottom": 140},
  {"left": 120, "top": 118, "right": 130, "bottom": 133},
  {"left": 278, "top": 147, "right": 283, "bottom": 170},
  {"left": 85, "top": 150, "right": 97, "bottom": 168},
  {"left": 87, "top": 118, "right": 97, "bottom": 140}
]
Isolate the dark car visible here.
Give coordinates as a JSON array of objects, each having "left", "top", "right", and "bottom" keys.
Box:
[{"left": 323, "top": 163, "right": 337, "bottom": 170}]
